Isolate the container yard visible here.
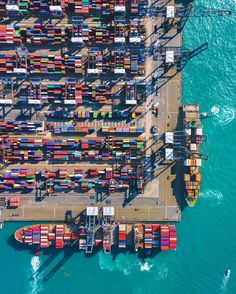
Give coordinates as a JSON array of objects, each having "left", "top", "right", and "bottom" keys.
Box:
[
  {"left": 1, "top": 0, "right": 224, "bottom": 256},
  {"left": 0, "top": 0, "right": 188, "bottom": 227}
]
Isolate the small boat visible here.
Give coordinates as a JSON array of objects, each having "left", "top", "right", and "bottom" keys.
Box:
[
  {"left": 200, "top": 112, "right": 211, "bottom": 119},
  {"left": 225, "top": 269, "right": 231, "bottom": 278}
]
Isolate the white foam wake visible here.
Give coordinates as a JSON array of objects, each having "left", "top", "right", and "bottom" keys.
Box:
[
  {"left": 200, "top": 190, "right": 223, "bottom": 205},
  {"left": 139, "top": 261, "right": 153, "bottom": 272},
  {"left": 220, "top": 274, "right": 230, "bottom": 293},
  {"left": 99, "top": 253, "right": 154, "bottom": 275},
  {"left": 29, "top": 256, "right": 43, "bottom": 294},
  {"left": 155, "top": 266, "right": 168, "bottom": 281},
  {"left": 99, "top": 252, "right": 135, "bottom": 276},
  {"left": 211, "top": 105, "right": 235, "bottom": 126}
]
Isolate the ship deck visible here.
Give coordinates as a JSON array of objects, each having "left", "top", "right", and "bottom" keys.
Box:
[{"left": 15, "top": 223, "right": 174, "bottom": 248}]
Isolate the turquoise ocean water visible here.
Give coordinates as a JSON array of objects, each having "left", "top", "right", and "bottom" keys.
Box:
[{"left": 0, "top": 0, "right": 236, "bottom": 293}]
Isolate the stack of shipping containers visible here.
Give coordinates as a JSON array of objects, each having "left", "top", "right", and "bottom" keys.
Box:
[
  {"left": 101, "top": 126, "right": 144, "bottom": 135},
  {"left": 0, "top": 169, "right": 35, "bottom": 190},
  {"left": 118, "top": 224, "right": 126, "bottom": 248},
  {"left": 144, "top": 224, "right": 153, "bottom": 249},
  {"left": 15, "top": 82, "right": 111, "bottom": 105},
  {"left": 152, "top": 224, "right": 160, "bottom": 248},
  {"left": 0, "top": 121, "right": 43, "bottom": 133},
  {"left": 32, "top": 227, "right": 40, "bottom": 245},
  {"left": 169, "top": 225, "right": 177, "bottom": 250},
  {"left": 56, "top": 225, "right": 64, "bottom": 249},
  {"left": 53, "top": 125, "right": 95, "bottom": 134},
  {"left": 24, "top": 227, "right": 33, "bottom": 244},
  {"left": 0, "top": 138, "right": 44, "bottom": 162},
  {"left": 8, "top": 197, "right": 20, "bottom": 208},
  {"left": 160, "top": 225, "right": 170, "bottom": 251},
  {"left": 40, "top": 225, "right": 49, "bottom": 248}
]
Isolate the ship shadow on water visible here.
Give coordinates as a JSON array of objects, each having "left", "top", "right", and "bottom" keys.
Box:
[
  {"left": 28, "top": 246, "right": 159, "bottom": 283},
  {"left": 170, "top": 106, "right": 188, "bottom": 211},
  {"left": 171, "top": 162, "right": 187, "bottom": 211},
  {"left": 38, "top": 247, "right": 153, "bottom": 282},
  {"left": 8, "top": 231, "right": 162, "bottom": 282},
  {"left": 42, "top": 247, "right": 75, "bottom": 282},
  {"left": 28, "top": 250, "right": 59, "bottom": 281},
  {"left": 8, "top": 210, "right": 164, "bottom": 281},
  {"left": 7, "top": 233, "right": 34, "bottom": 253},
  {"left": 83, "top": 245, "right": 161, "bottom": 262},
  {"left": 7, "top": 231, "right": 75, "bottom": 282},
  {"left": 111, "top": 247, "right": 161, "bottom": 260}
]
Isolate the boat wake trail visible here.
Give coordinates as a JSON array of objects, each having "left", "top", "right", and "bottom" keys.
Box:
[
  {"left": 99, "top": 252, "right": 135, "bottom": 275},
  {"left": 211, "top": 105, "right": 235, "bottom": 126},
  {"left": 99, "top": 253, "right": 154, "bottom": 275},
  {"left": 155, "top": 266, "right": 168, "bottom": 281},
  {"left": 200, "top": 190, "right": 223, "bottom": 205},
  {"left": 29, "top": 256, "right": 43, "bottom": 294},
  {"left": 219, "top": 275, "right": 230, "bottom": 293}
]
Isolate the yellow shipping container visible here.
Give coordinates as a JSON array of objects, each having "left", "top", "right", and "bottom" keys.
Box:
[
  {"left": 196, "top": 173, "right": 202, "bottom": 182},
  {"left": 184, "top": 174, "right": 190, "bottom": 181}
]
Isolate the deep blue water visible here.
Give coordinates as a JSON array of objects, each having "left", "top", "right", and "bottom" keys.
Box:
[{"left": 0, "top": 0, "right": 236, "bottom": 293}]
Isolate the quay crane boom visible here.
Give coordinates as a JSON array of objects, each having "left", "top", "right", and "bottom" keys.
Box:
[
  {"left": 152, "top": 5, "right": 232, "bottom": 18},
  {"left": 177, "top": 5, "right": 232, "bottom": 17}
]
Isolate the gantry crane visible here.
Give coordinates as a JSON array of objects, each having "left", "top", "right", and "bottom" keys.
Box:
[
  {"left": 152, "top": 4, "right": 232, "bottom": 18},
  {"left": 102, "top": 207, "right": 115, "bottom": 254},
  {"left": 85, "top": 206, "right": 100, "bottom": 254}
]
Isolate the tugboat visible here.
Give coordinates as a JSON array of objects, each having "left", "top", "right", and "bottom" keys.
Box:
[{"left": 200, "top": 112, "right": 211, "bottom": 119}]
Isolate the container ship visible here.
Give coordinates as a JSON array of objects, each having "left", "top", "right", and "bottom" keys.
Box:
[
  {"left": 183, "top": 104, "right": 207, "bottom": 207},
  {"left": 15, "top": 223, "right": 177, "bottom": 255},
  {"left": 15, "top": 224, "right": 80, "bottom": 253}
]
